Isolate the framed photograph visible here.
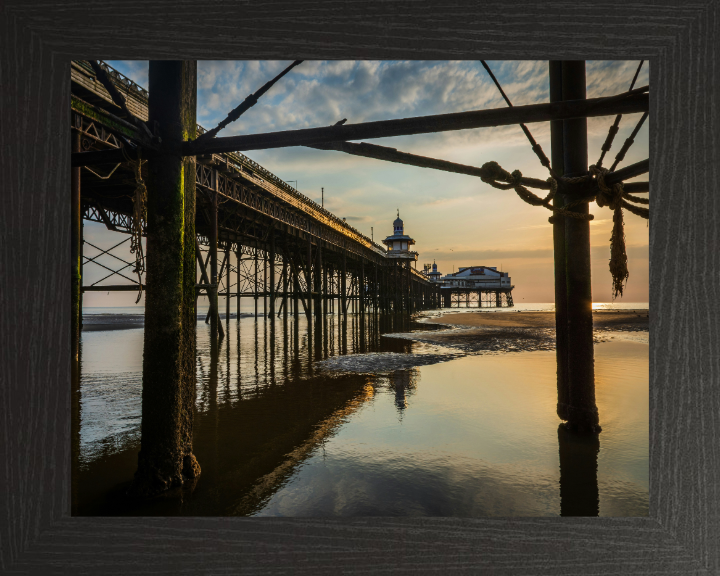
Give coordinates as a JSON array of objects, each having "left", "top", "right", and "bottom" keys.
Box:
[{"left": 2, "top": 1, "right": 718, "bottom": 573}]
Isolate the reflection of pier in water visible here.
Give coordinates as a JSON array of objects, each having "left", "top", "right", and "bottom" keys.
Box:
[
  {"left": 73, "top": 313, "right": 411, "bottom": 515},
  {"left": 72, "top": 311, "right": 602, "bottom": 516},
  {"left": 389, "top": 369, "right": 418, "bottom": 414}
]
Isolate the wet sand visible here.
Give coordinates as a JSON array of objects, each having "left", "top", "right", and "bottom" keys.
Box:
[
  {"left": 82, "top": 314, "right": 145, "bottom": 331},
  {"left": 427, "top": 309, "right": 649, "bottom": 331},
  {"left": 371, "top": 309, "right": 650, "bottom": 357}
]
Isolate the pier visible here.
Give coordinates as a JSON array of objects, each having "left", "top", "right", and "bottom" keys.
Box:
[
  {"left": 436, "top": 265, "right": 515, "bottom": 308},
  {"left": 72, "top": 59, "right": 442, "bottom": 341},
  {"left": 70, "top": 59, "right": 649, "bottom": 495}
]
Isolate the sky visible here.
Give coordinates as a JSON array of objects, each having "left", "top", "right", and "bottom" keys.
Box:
[{"left": 83, "top": 60, "right": 649, "bottom": 307}]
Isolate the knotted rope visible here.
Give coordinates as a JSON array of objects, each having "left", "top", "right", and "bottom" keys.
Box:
[
  {"left": 122, "top": 145, "right": 147, "bottom": 303},
  {"left": 480, "top": 161, "right": 592, "bottom": 220},
  {"left": 592, "top": 165, "right": 649, "bottom": 298},
  {"left": 480, "top": 161, "right": 649, "bottom": 299}
]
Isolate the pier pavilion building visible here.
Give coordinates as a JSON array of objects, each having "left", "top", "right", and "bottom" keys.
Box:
[{"left": 439, "top": 265, "right": 514, "bottom": 307}]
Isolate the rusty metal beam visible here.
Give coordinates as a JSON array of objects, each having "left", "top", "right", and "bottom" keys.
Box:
[
  {"left": 185, "top": 89, "right": 648, "bottom": 156},
  {"left": 72, "top": 90, "right": 648, "bottom": 166}
]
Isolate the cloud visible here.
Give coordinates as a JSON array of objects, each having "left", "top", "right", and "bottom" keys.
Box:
[{"left": 95, "top": 59, "right": 649, "bottom": 303}]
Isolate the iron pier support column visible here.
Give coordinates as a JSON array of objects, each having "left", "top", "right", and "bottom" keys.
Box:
[
  {"left": 374, "top": 263, "right": 378, "bottom": 313},
  {"left": 209, "top": 176, "right": 219, "bottom": 342},
  {"left": 263, "top": 247, "right": 268, "bottom": 318},
  {"left": 282, "top": 255, "right": 288, "bottom": 319},
  {"left": 314, "top": 239, "right": 322, "bottom": 317},
  {"left": 293, "top": 264, "right": 300, "bottom": 320},
  {"left": 254, "top": 248, "right": 258, "bottom": 317},
  {"left": 341, "top": 251, "right": 347, "bottom": 316},
  {"left": 269, "top": 232, "right": 276, "bottom": 317},
  {"left": 360, "top": 260, "right": 365, "bottom": 314},
  {"left": 133, "top": 60, "right": 200, "bottom": 496},
  {"left": 550, "top": 60, "right": 570, "bottom": 421},
  {"left": 306, "top": 233, "right": 313, "bottom": 319},
  {"left": 225, "top": 243, "right": 230, "bottom": 321},
  {"left": 394, "top": 263, "right": 400, "bottom": 311},
  {"left": 71, "top": 130, "right": 82, "bottom": 361},
  {"left": 562, "top": 61, "right": 600, "bottom": 433},
  {"left": 407, "top": 261, "right": 412, "bottom": 312},
  {"left": 236, "top": 245, "right": 241, "bottom": 318},
  {"left": 322, "top": 259, "right": 328, "bottom": 316}
]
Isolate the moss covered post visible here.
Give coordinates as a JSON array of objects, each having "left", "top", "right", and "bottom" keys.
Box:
[{"left": 132, "top": 61, "right": 200, "bottom": 496}]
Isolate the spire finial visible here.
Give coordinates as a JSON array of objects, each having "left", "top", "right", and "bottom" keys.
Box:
[{"left": 397, "top": 208, "right": 399, "bottom": 219}]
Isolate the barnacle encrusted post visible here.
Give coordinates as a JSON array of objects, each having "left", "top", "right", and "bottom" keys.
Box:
[{"left": 131, "top": 61, "right": 200, "bottom": 497}]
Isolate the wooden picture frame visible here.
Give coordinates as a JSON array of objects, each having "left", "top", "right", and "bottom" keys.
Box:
[{"left": 1, "top": 1, "right": 717, "bottom": 573}]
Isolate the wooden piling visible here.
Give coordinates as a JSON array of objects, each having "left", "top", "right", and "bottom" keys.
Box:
[
  {"left": 180, "top": 74, "right": 200, "bottom": 484},
  {"left": 562, "top": 61, "right": 600, "bottom": 433},
  {"left": 550, "top": 61, "right": 570, "bottom": 421},
  {"left": 132, "top": 61, "right": 200, "bottom": 497}
]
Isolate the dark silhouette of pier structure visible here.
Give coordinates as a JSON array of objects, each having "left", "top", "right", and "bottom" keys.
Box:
[
  {"left": 70, "top": 59, "right": 649, "bottom": 496},
  {"left": 72, "top": 61, "right": 440, "bottom": 336}
]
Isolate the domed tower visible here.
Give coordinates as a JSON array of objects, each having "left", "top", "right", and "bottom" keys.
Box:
[
  {"left": 428, "top": 260, "right": 442, "bottom": 282},
  {"left": 382, "top": 210, "right": 418, "bottom": 262},
  {"left": 393, "top": 213, "right": 404, "bottom": 235}
]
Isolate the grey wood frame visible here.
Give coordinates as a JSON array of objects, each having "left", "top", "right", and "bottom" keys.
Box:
[{"left": 1, "top": 1, "right": 718, "bottom": 573}]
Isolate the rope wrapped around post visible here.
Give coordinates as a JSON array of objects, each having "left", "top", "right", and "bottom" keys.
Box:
[{"left": 479, "top": 161, "right": 649, "bottom": 299}]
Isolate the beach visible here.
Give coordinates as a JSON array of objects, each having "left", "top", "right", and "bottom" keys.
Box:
[{"left": 426, "top": 309, "right": 649, "bottom": 331}]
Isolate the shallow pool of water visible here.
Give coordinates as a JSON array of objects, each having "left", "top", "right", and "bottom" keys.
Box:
[{"left": 72, "top": 311, "right": 648, "bottom": 517}]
